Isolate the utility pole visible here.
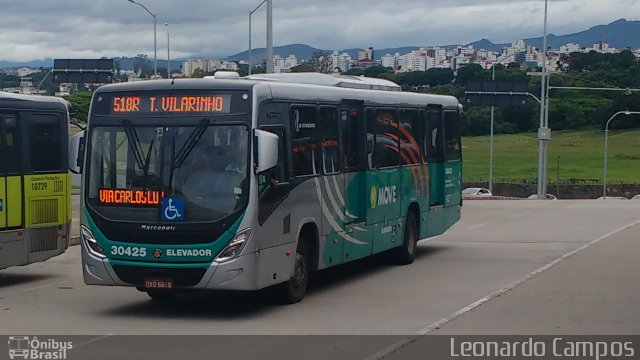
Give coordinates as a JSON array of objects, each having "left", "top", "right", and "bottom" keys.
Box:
[
  {"left": 266, "top": 0, "right": 273, "bottom": 74},
  {"left": 536, "top": 0, "right": 550, "bottom": 199}
]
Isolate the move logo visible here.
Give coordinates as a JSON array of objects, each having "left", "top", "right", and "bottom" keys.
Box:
[{"left": 370, "top": 185, "right": 397, "bottom": 208}]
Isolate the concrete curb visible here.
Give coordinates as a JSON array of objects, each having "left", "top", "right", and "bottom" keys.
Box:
[{"left": 70, "top": 236, "right": 81, "bottom": 246}]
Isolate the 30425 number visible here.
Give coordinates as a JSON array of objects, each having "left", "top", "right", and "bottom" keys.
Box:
[{"left": 111, "top": 246, "right": 147, "bottom": 257}]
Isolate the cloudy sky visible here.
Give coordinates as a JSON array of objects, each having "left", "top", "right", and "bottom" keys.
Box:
[{"left": 0, "top": 0, "right": 638, "bottom": 62}]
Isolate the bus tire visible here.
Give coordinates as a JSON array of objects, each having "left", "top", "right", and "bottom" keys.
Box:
[
  {"left": 145, "top": 290, "right": 176, "bottom": 301},
  {"left": 277, "top": 238, "right": 310, "bottom": 304},
  {"left": 393, "top": 212, "right": 418, "bottom": 265}
]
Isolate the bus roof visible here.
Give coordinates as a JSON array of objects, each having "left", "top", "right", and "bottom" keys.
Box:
[
  {"left": 0, "top": 91, "right": 69, "bottom": 111},
  {"left": 244, "top": 73, "right": 402, "bottom": 91},
  {"left": 93, "top": 77, "right": 460, "bottom": 110}
]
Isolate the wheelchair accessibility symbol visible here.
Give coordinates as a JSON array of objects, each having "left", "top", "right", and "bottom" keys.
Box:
[{"left": 162, "top": 197, "right": 185, "bottom": 221}]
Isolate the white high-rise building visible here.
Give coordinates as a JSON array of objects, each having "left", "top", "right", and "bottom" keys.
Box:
[
  {"left": 273, "top": 54, "right": 299, "bottom": 73},
  {"left": 559, "top": 43, "right": 581, "bottom": 54},
  {"left": 182, "top": 59, "right": 238, "bottom": 77},
  {"left": 381, "top": 53, "right": 399, "bottom": 69},
  {"left": 331, "top": 51, "right": 352, "bottom": 72}
]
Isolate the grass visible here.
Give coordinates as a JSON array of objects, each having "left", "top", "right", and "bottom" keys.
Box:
[{"left": 462, "top": 128, "right": 640, "bottom": 184}]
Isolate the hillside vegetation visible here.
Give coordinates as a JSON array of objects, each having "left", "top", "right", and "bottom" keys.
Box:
[{"left": 463, "top": 129, "right": 640, "bottom": 183}]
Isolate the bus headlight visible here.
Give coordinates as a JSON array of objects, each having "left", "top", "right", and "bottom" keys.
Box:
[
  {"left": 215, "top": 228, "right": 251, "bottom": 263},
  {"left": 81, "top": 225, "right": 106, "bottom": 259}
]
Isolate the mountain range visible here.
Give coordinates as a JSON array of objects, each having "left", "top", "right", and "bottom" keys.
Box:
[{"left": 2, "top": 19, "right": 639, "bottom": 69}]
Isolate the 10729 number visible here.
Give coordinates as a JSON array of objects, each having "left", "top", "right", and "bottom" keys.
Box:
[{"left": 111, "top": 246, "right": 147, "bottom": 257}]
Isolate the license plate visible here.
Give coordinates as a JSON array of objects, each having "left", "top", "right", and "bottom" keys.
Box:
[{"left": 144, "top": 279, "right": 174, "bottom": 289}]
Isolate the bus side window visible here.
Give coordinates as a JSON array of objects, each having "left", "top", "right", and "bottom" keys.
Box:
[
  {"left": 372, "top": 109, "right": 399, "bottom": 168},
  {"left": 318, "top": 106, "right": 341, "bottom": 175},
  {"left": 0, "top": 115, "right": 20, "bottom": 175},
  {"left": 398, "top": 109, "right": 420, "bottom": 165},
  {"left": 426, "top": 109, "right": 444, "bottom": 163},
  {"left": 29, "top": 114, "right": 63, "bottom": 172},
  {"left": 342, "top": 107, "right": 365, "bottom": 172},
  {"left": 290, "top": 106, "right": 318, "bottom": 177},
  {"left": 365, "top": 109, "right": 375, "bottom": 170},
  {"left": 444, "top": 111, "right": 461, "bottom": 161}
]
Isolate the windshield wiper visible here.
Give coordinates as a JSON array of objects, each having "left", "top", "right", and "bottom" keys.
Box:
[
  {"left": 122, "top": 119, "right": 146, "bottom": 171},
  {"left": 166, "top": 119, "right": 210, "bottom": 191},
  {"left": 174, "top": 118, "right": 210, "bottom": 168},
  {"left": 167, "top": 136, "right": 177, "bottom": 192},
  {"left": 122, "top": 119, "right": 156, "bottom": 187}
]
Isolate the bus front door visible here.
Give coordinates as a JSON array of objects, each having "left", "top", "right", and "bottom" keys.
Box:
[
  {"left": 427, "top": 108, "right": 445, "bottom": 207},
  {"left": 341, "top": 102, "right": 372, "bottom": 261},
  {"left": 424, "top": 108, "right": 448, "bottom": 236},
  {"left": 443, "top": 110, "right": 462, "bottom": 208}
]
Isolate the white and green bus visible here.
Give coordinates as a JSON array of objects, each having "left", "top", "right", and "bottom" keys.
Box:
[
  {"left": 74, "top": 73, "right": 462, "bottom": 303},
  {"left": 1, "top": 92, "right": 72, "bottom": 270}
]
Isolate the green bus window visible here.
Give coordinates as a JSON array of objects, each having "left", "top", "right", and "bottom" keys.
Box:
[
  {"left": 426, "top": 109, "right": 444, "bottom": 163},
  {"left": 291, "top": 106, "right": 319, "bottom": 177},
  {"left": 372, "top": 109, "right": 399, "bottom": 168},
  {"left": 444, "top": 111, "right": 461, "bottom": 161},
  {"left": 398, "top": 109, "right": 420, "bottom": 165},
  {"left": 318, "top": 107, "right": 341, "bottom": 175}
]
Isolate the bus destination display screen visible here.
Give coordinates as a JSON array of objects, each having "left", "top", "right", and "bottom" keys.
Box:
[
  {"left": 110, "top": 94, "right": 231, "bottom": 114},
  {"left": 98, "top": 189, "right": 165, "bottom": 206}
]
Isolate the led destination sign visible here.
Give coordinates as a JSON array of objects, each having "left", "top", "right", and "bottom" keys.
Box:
[
  {"left": 110, "top": 94, "right": 231, "bottom": 114},
  {"left": 99, "top": 189, "right": 165, "bottom": 206}
]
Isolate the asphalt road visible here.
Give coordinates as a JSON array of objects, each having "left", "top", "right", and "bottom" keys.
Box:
[{"left": 1, "top": 200, "right": 639, "bottom": 337}]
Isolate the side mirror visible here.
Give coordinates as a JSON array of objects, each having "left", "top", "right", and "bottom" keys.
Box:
[
  {"left": 69, "top": 131, "right": 85, "bottom": 174},
  {"left": 254, "top": 129, "right": 279, "bottom": 174}
]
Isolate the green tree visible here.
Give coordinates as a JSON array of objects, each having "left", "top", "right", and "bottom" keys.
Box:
[
  {"left": 63, "top": 92, "right": 93, "bottom": 124},
  {"left": 343, "top": 68, "right": 364, "bottom": 76},
  {"left": 310, "top": 50, "right": 332, "bottom": 74},
  {"left": 191, "top": 68, "right": 207, "bottom": 78},
  {"left": 133, "top": 54, "right": 153, "bottom": 78},
  {"left": 363, "top": 66, "right": 392, "bottom": 78},
  {"left": 290, "top": 62, "right": 315, "bottom": 73},
  {"left": 455, "top": 63, "right": 485, "bottom": 85}
]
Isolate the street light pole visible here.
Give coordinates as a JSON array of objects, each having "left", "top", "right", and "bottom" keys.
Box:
[
  {"left": 266, "top": 0, "right": 273, "bottom": 74},
  {"left": 248, "top": 0, "right": 271, "bottom": 75},
  {"left": 603, "top": 110, "right": 639, "bottom": 198},
  {"left": 248, "top": 12, "right": 252, "bottom": 75},
  {"left": 488, "top": 52, "right": 518, "bottom": 193},
  {"left": 489, "top": 66, "right": 495, "bottom": 193},
  {"left": 536, "top": 0, "right": 549, "bottom": 199},
  {"left": 165, "top": 23, "right": 170, "bottom": 78},
  {"left": 128, "top": 0, "right": 157, "bottom": 77}
]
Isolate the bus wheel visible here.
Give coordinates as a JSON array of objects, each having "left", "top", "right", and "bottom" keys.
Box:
[
  {"left": 393, "top": 213, "right": 418, "bottom": 265},
  {"left": 145, "top": 290, "right": 176, "bottom": 301},
  {"left": 277, "top": 239, "right": 310, "bottom": 304}
]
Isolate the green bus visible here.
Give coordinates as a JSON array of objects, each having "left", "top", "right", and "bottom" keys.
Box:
[
  {"left": 0, "top": 92, "right": 72, "bottom": 270},
  {"left": 74, "top": 73, "right": 462, "bottom": 303}
]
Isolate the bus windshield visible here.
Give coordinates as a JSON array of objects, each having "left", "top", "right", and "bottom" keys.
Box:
[{"left": 86, "top": 122, "right": 250, "bottom": 223}]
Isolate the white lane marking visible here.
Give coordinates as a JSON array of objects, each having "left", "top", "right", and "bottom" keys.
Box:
[
  {"left": 73, "top": 334, "right": 115, "bottom": 349},
  {"left": 362, "top": 219, "right": 640, "bottom": 360},
  {"left": 416, "top": 218, "right": 640, "bottom": 335},
  {"left": 363, "top": 338, "right": 414, "bottom": 360},
  {"left": 467, "top": 223, "right": 487, "bottom": 230}
]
